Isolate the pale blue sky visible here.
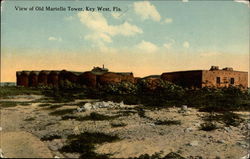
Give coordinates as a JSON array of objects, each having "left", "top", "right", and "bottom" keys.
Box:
[{"left": 1, "top": 0, "right": 249, "bottom": 81}]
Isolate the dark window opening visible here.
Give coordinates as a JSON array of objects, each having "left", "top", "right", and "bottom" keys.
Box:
[
  {"left": 223, "top": 77, "right": 228, "bottom": 83},
  {"left": 216, "top": 77, "right": 220, "bottom": 84},
  {"left": 230, "top": 78, "right": 234, "bottom": 84}
]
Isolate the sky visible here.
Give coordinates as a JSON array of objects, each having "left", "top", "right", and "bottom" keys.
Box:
[{"left": 1, "top": 0, "right": 249, "bottom": 82}]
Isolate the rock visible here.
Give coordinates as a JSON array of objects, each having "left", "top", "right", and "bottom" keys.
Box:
[
  {"left": 0, "top": 148, "right": 5, "bottom": 158},
  {"left": 83, "top": 101, "right": 128, "bottom": 110},
  {"left": 120, "top": 101, "right": 124, "bottom": 107},
  {"left": 178, "top": 105, "right": 188, "bottom": 113},
  {"left": 184, "top": 127, "right": 193, "bottom": 133},
  {"left": 237, "top": 141, "right": 249, "bottom": 149},
  {"left": 73, "top": 126, "right": 80, "bottom": 135},
  {"left": 181, "top": 105, "right": 188, "bottom": 111},
  {"left": 224, "top": 127, "right": 231, "bottom": 132},
  {"left": 83, "top": 103, "right": 92, "bottom": 110},
  {"left": 217, "top": 140, "right": 225, "bottom": 144},
  {"left": 240, "top": 153, "right": 250, "bottom": 159},
  {"left": 188, "top": 141, "right": 199, "bottom": 146},
  {"left": 76, "top": 107, "right": 84, "bottom": 112},
  {"left": 247, "top": 123, "right": 250, "bottom": 130},
  {"left": 193, "top": 123, "right": 201, "bottom": 127},
  {"left": 150, "top": 123, "right": 155, "bottom": 126}
]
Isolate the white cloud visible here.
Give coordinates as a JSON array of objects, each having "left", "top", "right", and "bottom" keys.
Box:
[
  {"left": 85, "top": 32, "right": 112, "bottom": 43},
  {"left": 48, "top": 36, "right": 62, "bottom": 42},
  {"left": 183, "top": 41, "right": 190, "bottom": 48},
  {"left": 163, "top": 18, "right": 173, "bottom": 24},
  {"left": 77, "top": 11, "right": 142, "bottom": 52},
  {"left": 200, "top": 52, "right": 222, "bottom": 57},
  {"left": 234, "top": 0, "right": 250, "bottom": 7},
  {"left": 136, "top": 40, "right": 158, "bottom": 53},
  {"left": 163, "top": 38, "right": 175, "bottom": 49},
  {"left": 78, "top": 11, "right": 142, "bottom": 40},
  {"left": 133, "top": 1, "right": 161, "bottom": 22}
]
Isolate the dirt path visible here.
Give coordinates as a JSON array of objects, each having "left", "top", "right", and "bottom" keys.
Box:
[{"left": 0, "top": 131, "right": 53, "bottom": 158}]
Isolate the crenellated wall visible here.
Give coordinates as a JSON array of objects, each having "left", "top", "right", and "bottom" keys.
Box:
[
  {"left": 16, "top": 66, "right": 248, "bottom": 89},
  {"left": 16, "top": 70, "right": 135, "bottom": 88}
]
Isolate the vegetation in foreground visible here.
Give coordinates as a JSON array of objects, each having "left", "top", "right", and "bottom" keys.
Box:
[
  {"left": 1, "top": 82, "right": 249, "bottom": 113},
  {"left": 59, "top": 132, "right": 120, "bottom": 159},
  {"left": 202, "top": 111, "right": 244, "bottom": 127},
  {"left": 61, "top": 112, "right": 120, "bottom": 121}
]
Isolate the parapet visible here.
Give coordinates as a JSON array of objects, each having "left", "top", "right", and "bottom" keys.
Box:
[{"left": 209, "top": 66, "right": 219, "bottom": 71}]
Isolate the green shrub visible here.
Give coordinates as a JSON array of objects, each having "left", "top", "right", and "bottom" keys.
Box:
[
  {"left": 59, "top": 132, "right": 119, "bottom": 159},
  {"left": 41, "top": 134, "right": 61, "bottom": 141},
  {"left": 99, "top": 82, "right": 138, "bottom": 95},
  {"left": 200, "top": 122, "right": 218, "bottom": 131},
  {"left": 61, "top": 112, "right": 120, "bottom": 121},
  {"left": 154, "top": 119, "right": 181, "bottom": 126},
  {"left": 49, "top": 108, "right": 75, "bottom": 116},
  {"left": 0, "top": 86, "right": 42, "bottom": 97},
  {"left": 202, "top": 111, "right": 243, "bottom": 127},
  {"left": 110, "top": 122, "right": 127, "bottom": 127}
]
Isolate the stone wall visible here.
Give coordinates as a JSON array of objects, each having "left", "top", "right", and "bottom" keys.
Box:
[
  {"left": 16, "top": 70, "right": 135, "bottom": 88},
  {"left": 161, "top": 71, "right": 203, "bottom": 89}
]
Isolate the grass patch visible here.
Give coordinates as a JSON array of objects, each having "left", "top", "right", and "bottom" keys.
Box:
[
  {"left": 61, "top": 112, "right": 120, "bottom": 121},
  {"left": 0, "top": 101, "right": 18, "bottom": 107},
  {"left": 110, "top": 122, "right": 127, "bottom": 128},
  {"left": 116, "top": 110, "right": 137, "bottom": 116},
  {"left": 203, "top": 111, "right": 244, "bottom": 127},
  {"left": 47, "top": 104, "right": 64, "bottom": 109},
  {"left": 24, "top": 117, "right": 36, "bottom": 121},
  {"left": 0, "top": 101, "right": 31, "bottom": 108},
  {"left": 41, "top": 134, "right": 61, "bottom": 141},
  {"left": 200, "top": 122, "right": 218, "bottom": 131},
  {"left": 0, "top": 86, "right": 42, "bottom": 98},
  {"left": 135, "top": 107, "right": 146, "bottom": 118},
  {"left": 49, "top": 108, "right": 76, "bottom": 116},
  {"left": 38, "top": 103, "right": 51, "bottom": 107},
  {"left": 154, "top": 119, "right": 181, "bottom": 125},
  {"left": 59, "top": 132, "right": 120, "bottom": 159},
  {"left": 129, "top": 152, "right": 186, "bottom": 159}
]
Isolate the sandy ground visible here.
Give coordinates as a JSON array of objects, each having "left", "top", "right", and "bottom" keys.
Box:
[
  {"left": 0, "top": 95, "right": 249, "bottom": 159},
  {"left": 0, "top": 131, "right": 53, "bottom": 158}
]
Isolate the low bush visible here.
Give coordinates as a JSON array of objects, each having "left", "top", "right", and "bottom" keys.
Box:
[
  {"left": 110, "top": 122, "right": 127, "bottom": 128},
  {"left": 59, "top": 132, "right": 120, "bottom": 159},
  {"left": 41, "top": 134, "right": 61, "bottom": 141},
  {"left": 49, "top": 108, "right": 75, "bottom": 116},
  {"left": 0, "top": 86, "right": 42, "bottom": 97},
  {"left": 61, "top": 112, "right": 120, "bottom": 121},
  {"left": 154, "top": 119, "right": 181, "bottom": 126},
  {"left": 200, "top": 122, "right": 218, "bottom": 131},
  {"left": 202, "top": 111, "right": 244, "bottom": 127},
  {"left": 0, "top": 101, "right": 31, "bottom": 108}
]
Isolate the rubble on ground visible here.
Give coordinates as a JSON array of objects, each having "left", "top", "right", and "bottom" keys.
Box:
[{"left": 79, "top": 101, "right": 128, "bottom": 111}]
